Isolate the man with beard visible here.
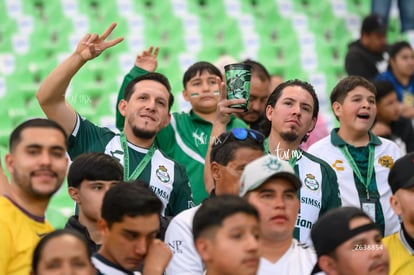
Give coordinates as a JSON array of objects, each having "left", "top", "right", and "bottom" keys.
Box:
[
  {"left": 260, "top": 79, "right": 341, "bottom": 245},
  {"left": 0, "top": 118, "right": 69, "bottom": 275},
  {"left": 36, "top": 23, "right": 193, "bottom": 217}
]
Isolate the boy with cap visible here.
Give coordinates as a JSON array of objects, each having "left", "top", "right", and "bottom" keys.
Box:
[
  {"left": 192, "top": 195, "right": 261, "bottom": 275},
  {"left": 240, "top": 154, "right": 316, "bottom": 274},
  {"left": 311, "top": 206, "right": 389, "bottom": 275},
  {"left": 345, "top": 13, "right": 389, "bottom": 81},
  {"left": 382, "top": 152, "right": 414, "bottom": 274}
]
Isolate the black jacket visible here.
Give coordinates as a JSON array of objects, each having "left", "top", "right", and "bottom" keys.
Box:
[
  {"left": 65, "top": 215, "right": 100, "bottom": 254},
  {"left": 345, "top": 40, "right": 388, "bottom": 81}
]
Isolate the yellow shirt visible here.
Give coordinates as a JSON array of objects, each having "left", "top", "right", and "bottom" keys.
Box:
[
  {"left": 382, "top": 230, "right": 414, "bottom": 275},
  {"left": 0, "top": 196, "right": 53, "bottom": 275}
]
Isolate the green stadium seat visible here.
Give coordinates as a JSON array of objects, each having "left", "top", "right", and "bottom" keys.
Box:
[{"left": 46, "top": 180, "right": 74, "bottom": 229}]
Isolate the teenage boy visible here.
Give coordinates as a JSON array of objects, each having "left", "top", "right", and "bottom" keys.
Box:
[
  {"left": 94, "top": 181, "right": 172, "bottom": 275},
  {"left": 371, "top": 80, "right": 414, "bottom": 153},
  {"left": 65, "top": 152, "right": 123, "bottom": 254},
  {"left": 35, "top": 24, "right": 193, "bottom": 216},
  {"left": 0, "top": 118, "right": 69, "bottom": 275},
  {"left": 308, "top": 75, "right": 401, "bottom": 237},
  {"left": 192, "top": 195, "right": 260, "bottom": 275},
  {"left": 115, "top": 47, "right": 246, "bottom": 204},
  {"left": 383, "top": 152, "right": 414, "bottom": 274},
  {"left": 240, "top": 154, "right": 317, "bottom": 274},
  {"left": 165, "top": 128, "right": 264, "bottom": 275},
  {"left": 311, "top": 207, "right": 389, "bottom": 275}
]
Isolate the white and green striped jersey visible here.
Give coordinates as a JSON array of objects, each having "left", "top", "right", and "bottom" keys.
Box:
[
  {"left": 308, "top": 129, "right": 401, "bottom": 237},
  {"left": 68, "top": 115, "right": 194, "bottom": 217},
  {"left": 292, "top": 151, "right": 342, "bottom": 245}
]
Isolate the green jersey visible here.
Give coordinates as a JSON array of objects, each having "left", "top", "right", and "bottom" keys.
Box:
[
  {"left": 115, "top": 66, "right": 247, "bottom": 204},
  {"left": 156, "top": 111, "right": 246, "bottom": 204},
  {"left": 68, "top": 115, "right": 194, "bottom": 216}
]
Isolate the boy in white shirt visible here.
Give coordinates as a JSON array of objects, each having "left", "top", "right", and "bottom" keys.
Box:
[{"left": 308, "top": 76, "right": 401, "bottom": 237}]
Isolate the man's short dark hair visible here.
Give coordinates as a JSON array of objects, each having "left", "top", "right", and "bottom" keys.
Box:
[
  {"left": 101, "top": 181, "right": 162, "bottom": 228},
  {"left": 124, "top": 72, "right": 174, "bottom": 111},
  {"left": 192, "top": 195, "right": 259, "bottom": 241},
  {"left": 9, "top": 118, "right": 68, "bottom": 152},
  {"left": 261, "top": 79, "right": 319, "bottom": 138},
  {"left": 182, "top": 61, "right": 222, "bottom": 88},
  {"left": 68, "top": 152, "right": 123, "bottom": 188}
]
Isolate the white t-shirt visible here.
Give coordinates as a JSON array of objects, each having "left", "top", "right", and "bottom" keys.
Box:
[
  {"left": 164, "top": 205, "right": 203, "bottom": 275},
  {"left": 257, "top": 239, "right": 316, "bottom": 275}
]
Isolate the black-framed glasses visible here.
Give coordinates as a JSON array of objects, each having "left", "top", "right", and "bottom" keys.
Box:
[{"left": 213, "top": 128, "right": 265, "bottom": 149}]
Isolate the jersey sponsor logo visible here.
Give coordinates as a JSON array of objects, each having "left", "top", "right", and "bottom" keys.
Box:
[
  {"left": 192, "top": 129, "right": 207, "bottom": 147},
  {"left": 168, "top": 240, "right": 184, "bottom": 254},
  {"left": 332, "top": 159, "right": 344, "bottom": 171},
  {"left": 156, "top": 165, "right": 171, "bottom": 183},
  {"left": 303, "top": 173, "right": 319, "bottom": 191},
  {"left": 301, "top": 196, "right": 321, "bottom": 209},
  {"left": 378, "top": 155, "right": 394, "bottom": 168},
  {"left": 150, "top": 186, "right": 170, "bottom": 200},
  {"left": 296, "top": 215, "right": 313, "bottom": 229},
  {"left": 109, "top": 149, "right": 123, "bottom": 162}
]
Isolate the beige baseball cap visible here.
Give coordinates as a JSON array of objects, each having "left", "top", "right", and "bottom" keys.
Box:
[{"left": 239, "top": 154, "right": 302, "bottom": 196}]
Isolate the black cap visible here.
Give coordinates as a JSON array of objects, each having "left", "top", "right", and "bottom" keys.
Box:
[
  {"left": 388, "top": 152, "right": 414, "bottom": 194},
  {"left": 310, "top": 207, "right": 379, "bottom": 274},
  {"left": 361, "top": 14, "right": 387, "bottom": 34}
]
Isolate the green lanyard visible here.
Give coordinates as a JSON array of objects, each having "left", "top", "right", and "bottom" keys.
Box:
[
  {"left": 289, "top": 156, "right": 298, "bottom": 167},
  {"left": 339, "top": 144, "right": 375, "bottom": 199},
  {"left": 120, "top": 132, "right": 156, "bottom": 181}
]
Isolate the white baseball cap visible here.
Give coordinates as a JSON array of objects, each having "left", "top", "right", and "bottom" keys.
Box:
[{"left": 239, "top": 155, "right": 302, "bottom": 196}]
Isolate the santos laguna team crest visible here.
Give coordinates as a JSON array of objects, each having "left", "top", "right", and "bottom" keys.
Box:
[
  {"left": 304, "top": 173, "right": 319, "bottom": 191},
  {"left": 378, "top": 155, "right": 394, "bottom": 168},
  {"left": 156, "top": 165, "right": 170, "bottom": 183}
]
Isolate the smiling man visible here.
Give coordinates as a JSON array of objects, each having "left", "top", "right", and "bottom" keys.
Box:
[
  {"left": 36, "top": 23, "right": 193, "bottom": 217},
  {"left": 0, "top": 118, "right": 69, "bottom": 275}
]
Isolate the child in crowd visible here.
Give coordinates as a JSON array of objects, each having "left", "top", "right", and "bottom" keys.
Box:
[
  {"left": 371, "top": 80, "right": 414, "bottom": 154},
  {"left": 308, "top": 76, "right": 401, "bottom": 237}
]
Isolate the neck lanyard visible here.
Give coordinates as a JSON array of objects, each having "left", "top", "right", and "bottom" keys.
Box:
[
  {"left": 120, "top": 132, "right": 156, "bottom": 181},
  {"left": 339, "top": 144, "right": 375, "bottom": 199},
  {"left": 289, "top": 156, "right": 298, "bottom": 167}
]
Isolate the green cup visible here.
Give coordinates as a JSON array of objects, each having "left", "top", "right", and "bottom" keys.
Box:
[{"left": 224, "top": 63, "right": 251, "bottom": 111}]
